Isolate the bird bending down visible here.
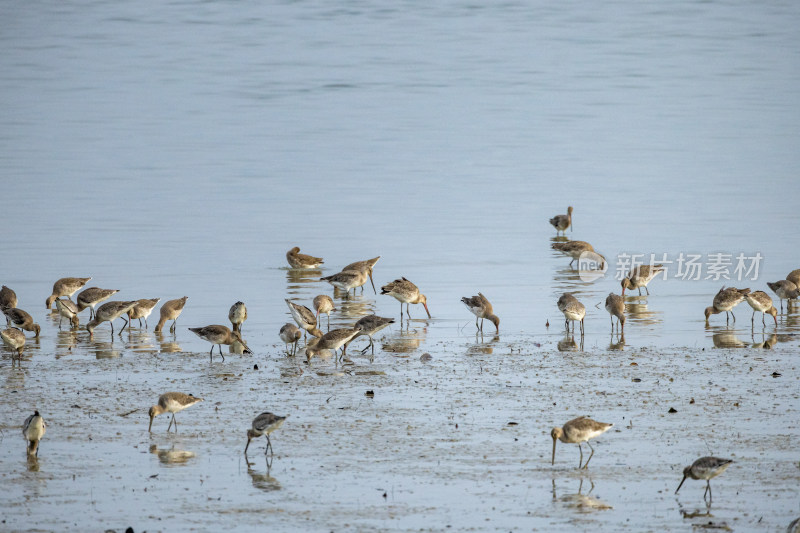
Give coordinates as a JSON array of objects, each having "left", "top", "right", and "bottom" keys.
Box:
[
  {"left": 313, "top": 295, "right": 336, "bottom": 331},
  {"left": 128, "top": 298, "right": 161, "bottom": 329},
  {"left": 766, "top": 280, "right": 800, "bottom": 312},
  {"left": 704, "top": 287, "right": 750, "bottom": 324},
  {"left": 245, "top": 412, "right": 287, "bottom": 456},
  {"left": 551, "top": 241, "right": 604, "bottom": 269},
  {"left": 4, "top": 307, "right": 41, "bottom": 337},
  {"left": 306, "top": 327, "right": 361, "bottom": 361},
  {"left": 621, "top": 264, "right": 665, "bottom": 296},
  {"left": 744, "top": 291, "right": 777, "bottom": 327},
  {"left": 229, "top": 301, "right": 247, "bottom": 333},
  {"left": 55, "top": 298, "right": 80, "bottom": 329},
  {"left": 76, "top": 287, "right": 119, "bottom": 319},
  {"left": 557, "top": 293, "right": 585, "bottom": 335},
  {"left": 381, "top": 277, "right": 431, "bottom": 320},
  {"left": 154, "top": 296, "right": 188, "bottom": 333},
  {"left": 285, "top": 299, "right": 323, "bottom": 339},
  {"left": 286, "top": 246, "right": 323, "bottom": 269},
  {"left": 148, "top": 392, "right": 203, "bottom": 432},
  {"left": 461, "top": 292, "right": 499, "bottom": 332},
  {"left": 22, "top": 411, "right": 47, "bottom": 456},
  {"left": 46, "top": 277, "right": 91, "bottom": 309},
  {"left": 189, "top": 325, "right": 251, "bottom": 362},
  {"left": 1, "top": 328, "right": 26, "bottom": 359},
  {"left": 86, "top": 301, "right": 138, "bottom": 337},
  {"left": 605, "top": 293, "right": 625, "bottom": 333},
  {"left": 549, "top": 206, "right": 573, "bottom": 234},
  {"left": 353, "top": 315, "right": 395, "bottom": 355},
  {"left": 675, "top": 456, "right": 733, "bottom": 503},
  {"left": 279, "top": 323, "right": 302, "bottom": 356},
  {"left": 0, "top": 285, "right": 18, "bottom": 311},
  {"left": 551, "top": 416, "right": 613, "bottom": 469}
]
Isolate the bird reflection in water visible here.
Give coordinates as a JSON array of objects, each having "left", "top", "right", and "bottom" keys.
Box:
[
  {"left": 551, "top": 477, "right": 612, "bottom": 512},
  {"left": 26, "top": 454, "right": 41, "bottom": 472},
  {"left": 155, "top": 331, "right": 182, "bottom": 353},
  {"left": 706, "top": 326, "right": 748, "bottom": 349},
  {"left": 608, "top": 333, "right": 625, "bottom": 351},
  {"left": 624, "top": 299, "right": 663, "bottom": 326},
  {"left": 126, "top": 329, "right": 158, "bottom": 356},
  {"left": 286, "top": 268, "right": 322, "bottom": 290},
  {"left": 149, "top": 444, "right": 196, "bottom": 465},
  {"left": 246, "top": 457, "right": 281, "bottom": 492},
  {"left": 55, "top": 329, "right": 78, "bottom": 358},
  {"left": 88, "top": 339, "right": 122, "bottom": 359},
  {"left": 751, "top": 332, "right": 777, "bottom": 349},
  {"left": 337, "top": 296, "right": 375, "bottom": 321},
  {"left": 557, "top": 334, "right": 583, "bottom": 352},
  {"left": 466, "top": 333, "right": 499, "bottom": 356},
  {"left": 381, "top": 326, "right": 427, "bottom": 354}
]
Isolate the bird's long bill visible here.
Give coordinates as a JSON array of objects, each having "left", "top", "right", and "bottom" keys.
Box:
[
  {"left": 423, "top": 302, "right": 431, "bottom": 318},
  {"left": 368, "top": 271, "right": 376, "bottom": 294},
  {"left": 244, "top": 437, "right": 251, "bottom": 455},
  {"left": 675, "top": 475, "right": 687, "bottom": 494},
  {"left": 773, "top": 315, "right": 778, "bottom": 326},
  {"left": 551, "top": 438, "right": 557, "bottom": 465},
  {"left": 148, "top": 414, "right": 154, "bottom": 432}
]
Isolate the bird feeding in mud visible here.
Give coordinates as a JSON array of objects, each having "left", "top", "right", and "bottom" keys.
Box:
[
  {"left": 244, "top": 412, "right": 287, "bottom": 456},
  {"left": 675, "top": 456, "right": 733, "bottom": 503},
  {"left": 551, "top": 416, "right": 613, "bottom": 469},
  {"left": 148, "top": 392, "right": 203, "bottom": 433}
]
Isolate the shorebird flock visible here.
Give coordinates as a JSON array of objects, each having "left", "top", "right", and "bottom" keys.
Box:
[{"left": 4, "top": 205, "right": 796, "bottom": 505}]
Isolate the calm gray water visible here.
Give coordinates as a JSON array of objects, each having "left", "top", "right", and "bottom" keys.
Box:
[{"left": 1, "top": 1, "right": 799, "bottom": 531}]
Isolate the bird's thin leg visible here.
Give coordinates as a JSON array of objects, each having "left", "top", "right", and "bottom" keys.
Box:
[
  {"left": 582, "top": 441, "right": 595, "bottom": 469},
  {"left": 120, "top": 316, "right": 129, "bottom": 334},
  {"left": 209, "top": 346, "right": 214, "bottom": 362},
  {"left": 645, "top": 286, "right": 650, "bottom": 295},
  {"left": 327, "top": 314, "right": 330, "bottom": 331},
  {"left": 145, "top": 317, "right": 149, "bottom": 329},
  {"left": 219, "top": 344, "right": 225, "bottom": 362},
  {"left": 171, "top": 319, "right": 177, "bottom": 333},
  {"left": 580, "top": 319, "right": 585, "bottom": 336},
  {"left": 638, "top": 287, "right": 642, "bottom": 296},
  {"left": 762, "top": 313, "right": 766, "bottom": 326},
  {"left": 59, "top": 316, "right": 63, "bottom": 330},
  {"left": 167, "top": 414, "right": 174, "bottom": 432},
  {"left": 577, "top": 443, "right": 584, "bottom": 469},
  {"left": 751, "top": 311, "right": 755, "bottom": 326},
  {"left": 731, "top": 310, "right": 736, "bottom": 322},
  {"left": 110, "top": 321, "right": 115, "bottom": 336}
]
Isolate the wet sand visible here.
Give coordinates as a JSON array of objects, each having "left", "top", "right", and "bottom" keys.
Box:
[{"left": 2, "top": 318, "right": 798, "bottom": 532}]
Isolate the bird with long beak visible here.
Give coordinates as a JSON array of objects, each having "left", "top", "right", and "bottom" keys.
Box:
[
  {"left": 148, "top": 392, "right": 203, "bottom": 432},
  {"left": 342, "top": 256, "right": 380, "bottom": 294},
  {"left": 620, "top": 264, "right": 665, "bottom": 296},
  {"left": 461, "top": 292, "right": 499, "bottom": 332},
  {"left": 245, "top": 412, "right": 287, "bottom": 456},
  {"left": 381, "top": 277, "right": 431, "bottom": 320},
  {"left": 675, "top": 456, "right": 733, "bottom": 503},
  {"left": 551, "top": 416, "right": 613, "bottom": 469},
  {"left": 188, "top": 325, "right": 251, "bottom": 362}
]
